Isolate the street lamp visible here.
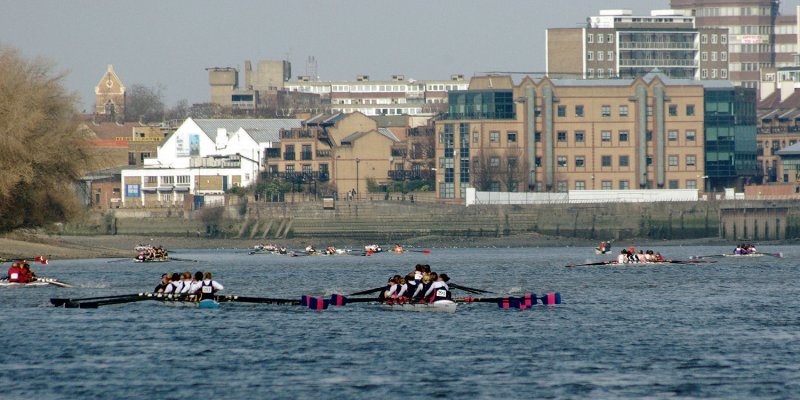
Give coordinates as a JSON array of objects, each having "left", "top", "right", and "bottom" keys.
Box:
[{"left": 355, "top": 158, "right": 360, "bottom": 200}]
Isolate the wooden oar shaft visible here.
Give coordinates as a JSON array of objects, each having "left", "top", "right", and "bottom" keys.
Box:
[{"left": 215, "top": 295, "right": 300, "bottom": 305}]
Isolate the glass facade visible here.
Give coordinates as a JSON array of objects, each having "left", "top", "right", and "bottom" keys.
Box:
[
  {"left": 446, "top": 90, "right": 515, "bottom": 120},
  {"left": 704, "top": 87, "right": 757, "bottom": 186}
]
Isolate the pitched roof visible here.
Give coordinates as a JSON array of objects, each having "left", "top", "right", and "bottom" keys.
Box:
[
  {"left": 193, "top": 119, "right": 301, "bottom": 142},
  {"left": 246, "top": 128, "right": 281, "bottom": 143},
  {"left": 776, "top": 142, "right": 800, "bottom": 156},
  {"left": 377, "top": 128, "right": 400, "bottom": 142},
  {"left": 759, "top": 90, "right": 782, "bottom": 110}
]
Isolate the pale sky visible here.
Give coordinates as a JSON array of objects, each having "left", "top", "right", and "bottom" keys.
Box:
[{"left": 1, "top": 0, "right": 796, "bottom": 111}]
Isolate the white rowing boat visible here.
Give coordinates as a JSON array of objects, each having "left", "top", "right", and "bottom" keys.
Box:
[
  {"left": 1, "top": 277, "right": 73, "bottom": 288},
  {"left": 378, "top": 300, "right": 457, "bottom": 313},
  {"left": 722, "top": 253, "right": 764, "bottom": 257}
]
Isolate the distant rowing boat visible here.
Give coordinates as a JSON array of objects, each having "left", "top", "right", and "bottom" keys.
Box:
[
  {"left": 134, "top": 257, "right": 170, "bottom": 263},
  {"left": 722, "top": 253, "right": 763, "bottom": 257}
]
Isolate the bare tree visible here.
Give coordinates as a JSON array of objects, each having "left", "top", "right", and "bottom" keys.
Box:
[
  {"left": 501, "top": 147, "right": 528, "bottom": 192},
  {"left": 0, "top": 45, "right": 91, "bottom": 232},
  {"left": 124, "top": 83, "right": 165, "bottom": 123},
  {"left": 472, "top": 152, "right": 500, "bottom": 191}
]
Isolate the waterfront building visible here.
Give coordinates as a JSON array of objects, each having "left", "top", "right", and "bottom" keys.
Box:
[
  {"left": 546, "top": 9, "right": 728, "bottom": 80},
  {"left": 120, "top": 118, "right": 300, "bottom": 208},
  {"left": 435, "top": 73, "right": 756, "bottom": 203}
]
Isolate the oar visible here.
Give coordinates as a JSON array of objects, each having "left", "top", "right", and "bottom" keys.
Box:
[
  {"left": 755, "top": 251, "right": 783, "bottom": 258},
  {"left": 214, "top": 295, "right": 300, "bottom": 305},
  {"left": 39, "top": 278, "right": 73, "bottom": 288},
  {"left": 51, "top": 293, "right": 142, "bottom": 307},
  {"left": 450, "top": 283, "right": 493, "bottom": 294},
  {"left": 346, "top": 286, "right": 386, "bottom": 296},
  {"left": 455, "top": 292, "right": 562, "bottom": 306},
  {"left": 407, "top": 249, "right": 431, "bottom": 254},
  {"left": 689, "top": 254, "right": 725, "bottom": 260},
  {"left": 565, "top": 261, "right": 611, "bottom": 268},
  {"left": 0, "top": 256, "right": 49, "bottom": 265},
  {"left": 170, "top": 257, "right": 198, "bottom": 262},
  {"left": 65, "top": 292, "right": 197, "bottom": 308}
]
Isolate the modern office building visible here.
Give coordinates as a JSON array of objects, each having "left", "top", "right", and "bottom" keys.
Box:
[
  {"left": 547, "top": 9, "right": 728, "bottom": 80},
  {"left": 434, "top": 73, "right": 757, "bottom": 202}
]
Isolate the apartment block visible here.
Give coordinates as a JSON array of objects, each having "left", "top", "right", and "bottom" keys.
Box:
[{"left": 547, "top": 9, "right": 728, "bottom": 80}]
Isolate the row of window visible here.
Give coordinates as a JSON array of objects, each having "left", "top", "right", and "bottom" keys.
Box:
[
  {"left": 587, "top": 51, "right": 614, "bottom": 61},
  {"left": 558, "top": 179, "right": 698, "bottom": 191},
  {"left": 701, "top": 68, "right": 728, "bottom": 79},
  {"left": 701, "top": 51, "right": 728, "bottom": 62},
  {"left": 555, "top": 154, "right": 697, "bottom": 168},
  {"left": 698, "top": 6, "right": 773, "bottom": 17},
  {"left": 282, "top": 164, "right": 329, "bottom": 174},
  {"left": 555, "top": 103, "right": 696, "bottom": 118},
  {"left": 552, "top": 129, "right": 697, "bottom": 143},
  {"left": 143, "top": 175, "right": 191, "bottom": 185},
  {"left": 700, "top": 33, "right": 728, "bottom": 45}
]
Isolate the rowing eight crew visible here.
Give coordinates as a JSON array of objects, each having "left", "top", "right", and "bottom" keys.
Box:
[
  {"left": 6, "top": 261, "right": 36, "bottom": 283},
  {"left": 617, "top": 249, "right": 665, "bottom": 263},
  {"left": 734, "top": 244, "right": 757, "bottom": 255},
  {"left": 154, "top": 271, "right": 223, "bottom": 301},
  {"left": 379, "top": 263, "right": 451, "bottom": 303},
  {"left": 137, "top": 245, "right": 169, "bottom": 262}
]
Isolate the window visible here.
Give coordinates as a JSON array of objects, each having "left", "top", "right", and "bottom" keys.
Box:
[
  {"left": 575, "top": 105, "right": 584, "bottom": 117},
  {"left": 489, "top": 157, "right": 500, "bottom": 168},
  {"left": 647, "top": 105, "right": 653, "bottom": 116},
  {"left": 557, "top": 181, "right": 568, "bottom": 193},
  {"left": 721, "top": 52, "right": 727, "bottom": 61},
  {"left": 558, "top": 105, "right": 566, "bottom": 117},
  {"left": 575, "top": 156, "right": 585, "bottom": 167},
  {"left": 701, "top": 52, "right": 708, "bottom": 62},
  {"left": 140, "top": 152, "right": 150, "bottom": 163},
  {"left": 490, "top": 131, "right": 500, "bottom": 142},
  {"left": 285, "top": 164, "right": 295, "bottom": 174},
  {"left": 619, "top": 105, "right": 628, "bottom": 117},
  {"left": 177, "top": 175, "right": 190, "bottom": 184},
  {"left": 146, "top": 176, "right": 157, "bottom": 184},
  {"left": 607, "top": 34, "right": 613, "bottom": 43},
  {"left": 128, "top": 152, "right": 136, "bottom": 166},
  {"left": 668, "top": 180, "right": 679, "bottom": 189},
  {"left": 575, "top": 131, "right": 585, "bottom": 142},
  {"left": 588, "top": 69, "right": 595, "bottom": 78},
  {"left": 598, "top": 33, "right": 604, "bottom": 43},
  {"left": 619, "top": 131, "right": 629, "bottom": 142},
  {"left": 557, "top": 131, "right": 567, "bottom": 142},
  {"left": 686, "top": 130, "right": 696, "bottom": 141},
  {"left": 721, "top": 35, "right": 727, "bottom": 44},
  {"left": 701, "top": 34, "right": 708, "bottom": 44},
  {"left": 647, "top": 155, "right": 653, "bottom": 166},
  {"left": 284, "top": 145, "right": 295, "bottom": 160},
  {"left": 601, "top": 155, "right": 612, "bottom": 167},
  {"left": 601, "top": 105, "right": 611, "bottom": 117},
  {"left": 601, "top": 131, "right": 612, "bottom": 142},
  {"left": 669, "top": 104, "right": 677, "bottom": 116},
  {"left": 619, "top": 155, "right": 629, "bottom": 167},
  {"left": 668, "top": 155, "right": 679, "bottom": 166},
  {"left": 507, "top": 131, "right": 517, "bottom": 143},
  {"left": 619, "top": 180, "right": 629, "bottom": 189},
  {"left": 490, "top": 182, "right": 500, "bottom": 192},
  {"left": 701, "top": 69, "right": 708, "bottom": 79},
  {"left": 575, "top": 181, "right": 586, "bottom": 190},
  {"left": 598, "top": 69, "right": 604, "bottom": 78},
  {"left": 598, "top": 51, "right": 604, "bottom": 61},
  {"left": 686, "top": 155, "right": 696, "bottom": 166},
  {"left": 711, "top": 34, "right": 717, "bottom": 44},
  {"left": 535, "top": 156, "right": 541, "bottom": 167},
  {"left": 587, "top": 33, "right": 593, "bottom": 43},
  {"left": 711, "top": 52, "right": 717, "bottom": 62},
  {"left": 473, "top": 131, "right": 479, "bottom": 143},
  {"left": 601, "top": 180, "right": 612, "bottom": 190},
  {"left": 721, "top": 69, "right": 728, "bottom": 79},
  {"left": 587, "top": 51, "right": 594, "bottom": 61},
  {"left": 686, "top": 105, "right": 695, "bottom": 116},
  {"left": 607, "top": 51, "right": 613, "bottom": 61},
  {"left": 668, "top": 130, "right": 678, "bottom": 141},
  {"left": 557, "top": 156, "right": 567, "bottom": 167},
  {"left": 687, "top": 180, "right": 697, "bottom": 189},
  {"left": 161, "top": 176, "right": 174, "bottom": 185},
  {"left": 535, "top": 132, "right": 541, "bottom": 142},
  {"left": 646, "top": 131, "right": 653, "bottom": 141}
]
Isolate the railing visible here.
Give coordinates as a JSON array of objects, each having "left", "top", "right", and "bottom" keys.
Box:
[
  {"left": 300, "top": 151, "right": 313, "bottom": 160},
  {"left": 758, "top": 126, "right": 800, "bottom": 134},
  {"left": 189, "top": 158, "right": 241, "bottom": 168},
  {"left": 441, "top": 112, "right": 516, "bottom": 120},
  {"left": 115, "top": 137, "right": 164, "bottom": 142},
  {"left": 618, "top": 41, "right": 696, "bottom": 50},
  {"left": 388, "top": 170, "right": 435, "bottom": 181},
  {"left": 316, "top": 150, "right": 331, "bottom": 158},
  {"left": 619, "top": 59, "right": 698, "bottom": 67},
  {"left": 284, "top": 152, "right": 295, "bottom": 160},
  {"left": 261, "top": 171, "right": 329, "bottom": 182}
]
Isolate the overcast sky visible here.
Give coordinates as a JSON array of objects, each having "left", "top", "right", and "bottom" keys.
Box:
[{"left": 1, "top": 0, "right": 796, "bottom": 111}]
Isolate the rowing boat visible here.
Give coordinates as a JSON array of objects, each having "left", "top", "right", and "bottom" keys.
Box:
[
  {"left": 722, "top": 253, "right": 763, "bottom": 257},
  {"left": 134, "top": 257, "right": 170, "bottom": 263},
  {"left": 1, "top": 277, "right": 73, "bottom": 288},
  {"left": 379, "top": 299, "right": 457, "bottom": 313}
]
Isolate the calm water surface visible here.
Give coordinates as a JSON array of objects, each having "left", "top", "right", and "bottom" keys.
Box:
[{"left": 1, "top": 244, "right": 799, "bottom": 399}]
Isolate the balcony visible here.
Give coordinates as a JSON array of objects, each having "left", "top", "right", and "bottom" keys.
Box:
[
  {"left": 388, "top": 169, "right": 435, "bottom": 181},
  {"left": 261, "top": 171, "right": 329, "bottom": 183},
  {"left": 316, "top": 150, "right": 331, "bottom": 158},
  {"left": 619, "top": 59, "right": 698, "bottom": 67},
  {"left": 618, "top": 41, "right": 695, "bottom": 50},
  {"left": 300, "top": 151, "right": 313, "bottom": 161}
]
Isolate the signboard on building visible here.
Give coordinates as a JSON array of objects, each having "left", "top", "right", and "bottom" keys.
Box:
[
  {"left": 739, "top": 35, "right": 762, "bottom": 44},
  {"left": 126, "top": 184, "right": 140, "bottom": 197},
  {"left": 189, "top": 134, "right": 200, "bottom": 156}
]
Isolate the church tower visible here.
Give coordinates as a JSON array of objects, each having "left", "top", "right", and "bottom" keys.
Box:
[{"left": 94, "top": 64, "right": 126, "bottom": 121}]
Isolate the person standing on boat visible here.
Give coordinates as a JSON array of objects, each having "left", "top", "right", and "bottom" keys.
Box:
[{"left": 198, "top": 272, "right": 223, "bottom": 300}]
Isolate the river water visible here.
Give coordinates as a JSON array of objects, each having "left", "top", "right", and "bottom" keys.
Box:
[{"left": 1, "top": 244, "right": 798, "bottom": 399}]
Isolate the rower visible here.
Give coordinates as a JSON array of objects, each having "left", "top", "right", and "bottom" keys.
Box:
[
  {"left": 154, "top": 273, "right": 170, "bottom": 292},
  {"left": 403, "top": 272, "right": 418, "bottom": 302},
  {"left": 7, "top": 262, "right": 22, "bottom": 283},
  {"left": 163, "top": 272, "right": 182, "bottom": 293},
  {"left": 198, "top": 271, "right": 224, "bottom": 300},
  {"left": 188, "top": 271, "right": 204, "bottom": 296},
  {"left": 393, "top": 244, "right": 404, "bottom": 253},
  {"left": 424, "top": 272, "right": 452, "bottom": 302},
  {"left": 179, "top": 271, "right": 193, "bottom": 294},
  {"left": 305, "top": 244, "right": 316, "bottom": 255},
  {"left": 617, "top": 250, "right": 629, "bottom": 264},
  {"left": 19, "top": 262, "right": 35, "bottom": 283}
]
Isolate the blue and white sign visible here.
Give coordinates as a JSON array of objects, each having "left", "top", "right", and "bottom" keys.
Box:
[{"left": 126, "top": 184, "right": 141, "bottom": 197}]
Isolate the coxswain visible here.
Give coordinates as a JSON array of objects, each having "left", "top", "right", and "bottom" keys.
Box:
[
  {"left": 393, "top": 244, "right": 404, "bottom": 253},
  {"left": 7, "top": 262, "right": 23, "bottom": 283},
  {"left": 379, "top": 276, "right": 397, "bottom": 302},
  {"left": 598, "top": 241, "right": 606, "bottom": 253},
  {"left": 197, "top": 272, "right": 224, "bottom": 300}
]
